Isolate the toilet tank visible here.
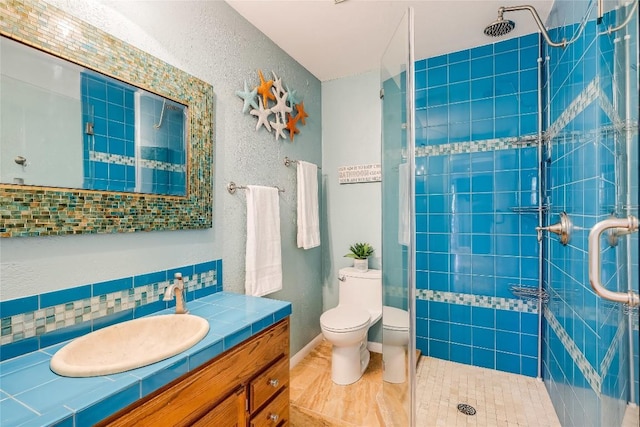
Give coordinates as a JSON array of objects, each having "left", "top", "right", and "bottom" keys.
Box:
[{"left": 338, "top": 268, "right": 382, "bottom": 317}]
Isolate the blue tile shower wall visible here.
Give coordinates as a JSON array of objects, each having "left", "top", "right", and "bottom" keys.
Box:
[
  {"left": 414, "top": 34, "right": 541, "bottom": 376},
  {"left": 81, "top": 72, "right": 136, "bottom": 192},
  {"left": 415, "top": 33, "right": 539, "bottom": 147},
  {"left": 0, "top": 260, "right": 222, "bottom": 361},
  {"left": 543, "top": 3, "right": 638, "bottom": 426}
]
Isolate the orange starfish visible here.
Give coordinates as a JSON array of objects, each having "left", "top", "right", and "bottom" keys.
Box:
[
  {"left": 295, "top": 102, "right": 309, "bottom": 125},
  {"left": 285, "top": 112, "right": 300, "bottom": 141},
  {"left": 256, "top": 69, "right": 276, "bottom": 107}
]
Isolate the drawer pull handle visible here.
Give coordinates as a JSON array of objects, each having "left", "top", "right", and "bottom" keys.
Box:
[
  {"left": 268, "top": 379, "right": 279, "bottom": 387},
  {"left": 269, "top": 414, "right": 279, "bottom": 422}
]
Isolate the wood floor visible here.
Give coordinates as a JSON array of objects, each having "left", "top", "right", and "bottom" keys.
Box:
[{"left": 289, "top": 340, "right": 384, "bottom": 426}]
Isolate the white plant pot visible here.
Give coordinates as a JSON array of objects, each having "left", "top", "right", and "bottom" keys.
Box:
[{"left": 353, "top": 258, "right": 368, "bottom": 272}]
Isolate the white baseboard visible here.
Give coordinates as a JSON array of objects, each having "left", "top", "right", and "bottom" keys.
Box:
[
  {"left": 290, "top": 333, "right": 324, "bottom": 369},
  {"left": 367, "top": 341, "right": 382, "bottom": 354}
]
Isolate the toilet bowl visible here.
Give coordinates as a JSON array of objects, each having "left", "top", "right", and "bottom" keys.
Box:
[
  {"left": 320, "top": 268, "right": 382, "bottom": 385},
  {"left": 382, "top": 305, "right": 410, "bottom": 384}
]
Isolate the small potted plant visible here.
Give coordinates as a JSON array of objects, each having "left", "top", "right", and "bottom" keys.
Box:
[{"left": 344, "top": 242, "right": 374, "bottom": 272}]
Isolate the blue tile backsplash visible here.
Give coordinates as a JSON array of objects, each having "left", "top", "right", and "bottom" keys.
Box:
[{"left": 0, "top": 260, "right": 222, "bottom": 361}]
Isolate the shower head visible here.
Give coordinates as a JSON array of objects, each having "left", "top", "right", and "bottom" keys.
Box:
[
  {"left": 485, "top": 5, "right": 568, "bottom": 48},
  {"left": 484, "top": 14, "right": 515, "bottom": 37}
]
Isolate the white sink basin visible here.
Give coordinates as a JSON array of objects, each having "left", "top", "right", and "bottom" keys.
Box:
[{"left": 50, "top": 314, "right": 209, "bottom": 377}]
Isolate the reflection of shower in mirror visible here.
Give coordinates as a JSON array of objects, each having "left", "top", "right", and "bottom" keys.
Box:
[{"left": 154, "top": 99, "right": 183, "bottom": 129}]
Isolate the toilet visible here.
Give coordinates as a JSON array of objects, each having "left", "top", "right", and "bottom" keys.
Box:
[
  {"left": 382, "top": 305, "right": 410, "bottom": 384},
  {"left": 320, "top": 267, "right": 382, "bottom": 385}
]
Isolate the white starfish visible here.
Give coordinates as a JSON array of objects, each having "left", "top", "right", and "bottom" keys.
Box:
[
  {"left": 271, "top": 86, "right": 292, "bottom": 117},
  {"left": 272, "top": 71, "right": 285, "bottom": 96},
  {"left": 250, "top": 98, "right": 272, "bottom": 132},
  {"left": 235, "top": 80, "right": 258, "bottom": 114},
  {"left": 270, "top": 117, "right": 287, "bottom": 140}
]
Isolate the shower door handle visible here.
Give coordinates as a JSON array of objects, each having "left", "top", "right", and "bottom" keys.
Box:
[{"left": 588, "top": 215, "right": 639, "bottom": 307}]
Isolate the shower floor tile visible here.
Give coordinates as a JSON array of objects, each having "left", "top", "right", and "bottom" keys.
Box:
[{"left": 416, "top": 357, "right": 561, "bottom": 427}]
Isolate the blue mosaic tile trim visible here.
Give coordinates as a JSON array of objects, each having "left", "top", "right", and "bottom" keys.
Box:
[
  {"left": 0, "top": 260, "right": 220, "bottom": 355},
  {"left": 416, "top": 289, "right": 538, "bottom": 313},
  {"left": 545, "top": 77, "right": 599, "bottom": 141},
  {"left": 416, "top": 135, "right": 538, "bottom": 158},
  {"left": 600, "top": 318, "right": 627, "bottom": 381},
  {"left": 89, "top": 151, "right": 186, "bottom": 172},
  {"left": 597, "top": 85, "right": 624, "bottom": 131},
  {"left": 139, "top": 159, "right": 186, "bottom": 173},
  {"left": 90, "top": 151, "right": 136, "bottom": 166},
  {"left": 544, "top": 306, "right": 601, "bottom": 393}
]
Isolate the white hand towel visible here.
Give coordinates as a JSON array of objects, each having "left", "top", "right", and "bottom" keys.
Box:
[
  {"left": 398, "top": 162, "right": 410, "bottom": 246},
  {"left": 296, "top": 161, "right": 320, "bottom": 250},
  {"left": 245, "top": 185, "right": 283, "bottom": 296}
]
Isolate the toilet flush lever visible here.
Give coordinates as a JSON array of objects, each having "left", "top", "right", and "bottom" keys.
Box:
[
  {"left": 338, "top": 275, "right": 346, "bottom": 282},
  {"left": 535, "top": 211, "right": 572, "bottom": 245}
]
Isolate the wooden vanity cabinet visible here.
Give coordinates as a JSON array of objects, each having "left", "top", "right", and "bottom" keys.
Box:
[{"left": 97, "top": 317, "right": 290, "bottom": 427}]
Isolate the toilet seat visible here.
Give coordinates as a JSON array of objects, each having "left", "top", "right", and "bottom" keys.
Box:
[
  {"left": 320, "top": 306, "right": 370, "bottom": 333},
  {"left": 382, "top": 306, "right": 409, "bottom": 331}
]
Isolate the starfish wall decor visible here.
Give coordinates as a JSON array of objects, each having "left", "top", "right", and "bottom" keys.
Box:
[{"left": 235, "top": 69, "right": 309, "bottom": 142}]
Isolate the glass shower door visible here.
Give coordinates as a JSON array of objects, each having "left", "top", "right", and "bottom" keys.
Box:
[
  {"left": 542, "top": 2, "right": 639, "bottom": 425},
  {"left": 380, "top": 8, "right": 415, "bottom": 427}
]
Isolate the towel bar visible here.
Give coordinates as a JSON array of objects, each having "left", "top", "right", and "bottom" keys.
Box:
[
  {"left": 227, "top": 181, "right": 284, "bottom": 195},
  {"left": 284, "top": 156, "right": 321, "bottom": 169}
]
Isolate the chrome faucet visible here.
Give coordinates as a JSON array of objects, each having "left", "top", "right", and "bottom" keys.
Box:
[{"left": 163, "top": 273, "right": 188, "bottom": 314}]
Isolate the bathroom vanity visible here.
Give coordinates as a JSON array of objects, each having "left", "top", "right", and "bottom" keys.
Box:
[
  {"left": 97, "top": 318, "right": 290, "bottom": 427},
  {"left": 0, "top": 292, "right": 291, "bottom": 426}
]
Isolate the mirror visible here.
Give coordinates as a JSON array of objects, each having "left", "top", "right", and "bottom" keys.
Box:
[
  {"left": 0, "top": 0, "right": 213, "bottom": 237},
  {"left": 1, "top": 36, "right": 188, "bottom": 196}
]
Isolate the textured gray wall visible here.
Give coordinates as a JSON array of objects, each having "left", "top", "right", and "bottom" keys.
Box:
[{"left": 0, "top": 0, "right": 323, "bottom": 355}]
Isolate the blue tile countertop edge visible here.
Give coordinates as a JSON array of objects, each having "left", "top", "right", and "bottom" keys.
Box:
[{"left": 0, "top": 292, "right": 292, "bottom": 427}]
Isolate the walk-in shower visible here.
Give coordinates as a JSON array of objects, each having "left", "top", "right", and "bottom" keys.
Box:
[{"left": 380, "top": 1, "right": 639, "bottom": 426}]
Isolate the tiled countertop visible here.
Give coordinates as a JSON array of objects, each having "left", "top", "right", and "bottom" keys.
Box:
[{"left": 0, "top": 292, "right": 292, "bottom": 427}]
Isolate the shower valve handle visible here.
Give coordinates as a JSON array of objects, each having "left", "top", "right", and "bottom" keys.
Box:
[{"left": 535, "top": 212, "right": 572, "bottom": 245}]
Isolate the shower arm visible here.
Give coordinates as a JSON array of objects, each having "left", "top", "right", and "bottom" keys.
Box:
[
  {"left": 499, "top": 5, "right": 567, "bottom": 48},
  {"left": 599, "top": 0, "right": 639, "bottom": 35}
]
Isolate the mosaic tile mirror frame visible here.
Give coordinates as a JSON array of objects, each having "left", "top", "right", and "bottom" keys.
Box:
[{"left": 0, "top": 0, "right": 213, "bottom": 237}]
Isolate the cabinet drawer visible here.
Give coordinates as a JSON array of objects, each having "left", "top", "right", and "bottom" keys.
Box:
[
  {"left": 191, "top": 387, "right": 246, "bottom": 427},
  {"left": 250, "top": 387, "right": 289, "bottom": 427},
  {"left": 250, "top": 357, "right": 289, "bottom": 413}
]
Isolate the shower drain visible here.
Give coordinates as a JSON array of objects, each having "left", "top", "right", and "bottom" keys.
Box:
[{"left": 457, "top": 403, "right": 477, "bottom": 416}]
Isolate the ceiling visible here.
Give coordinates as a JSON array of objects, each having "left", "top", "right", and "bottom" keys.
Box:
[{"left": 226, "top": 0, "right": 554, "bottom": 82}]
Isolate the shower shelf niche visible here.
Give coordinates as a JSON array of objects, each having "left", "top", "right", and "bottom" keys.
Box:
[{"left": 509, "top": 285, "right": 550, "bottom": 303}]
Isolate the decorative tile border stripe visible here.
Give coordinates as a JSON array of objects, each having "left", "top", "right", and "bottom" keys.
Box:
[
  {"left": 600, "top": 318, "right": 627, "bottom": 380},
  {"left": 416, "top": 289, "right": 539, "bottom": 313},
  {"left": 545, "top": 77, "right": 599, "bottom": 141},
  {"left": 90, "top": 151, "right": 136, "bottom": 166},
  {"left": 0, "top": 0, "right": 213, "bottom": 237},
  {"left": 544, "top": 306, "right": 602, "bottom": 394},
  {"left": 416, "top": 135, "right": 538, "bottom": 158},
  {"left": 597, "top": 86, "right": 625, "bottom": 131},
  {"left": 139, "top": 158, "right": 186, "bottom": 173},
  {"left": 0, "top": 260, "right": 221, "bottom": 357},
  {"left": 89, "top": 151, "right": 187, "bottom": 173}
]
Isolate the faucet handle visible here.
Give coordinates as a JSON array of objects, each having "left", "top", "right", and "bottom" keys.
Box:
[{"left": 162, "top": 284, "right": 175, "bottom": 301}]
